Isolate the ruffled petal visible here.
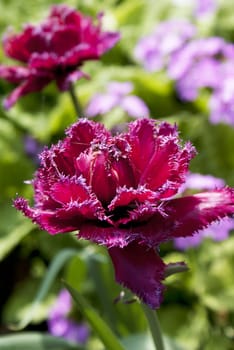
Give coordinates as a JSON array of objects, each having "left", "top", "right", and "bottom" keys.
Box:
[
  {"left": 3, "top": 75, "right": 52, "bottom": 109},
  {"left": 50, "top": 27, "right": 80, "bottom": 56},
  {"left": 14, "top": 190, "right": 105, "bottom": 235},
  {"left": 65, "top": 118, "right": 111, "bottom": 153},
  {"left": 3, "top": 26, "right": 35, "bottom": 62},
  {"left": 98, "top": 31, "right": 121, "bottom": 55},
  {"left": 108, "top": 186, "right": 159, "bottom": 224},
  {"left": 127, "top": 119, "right": 156, "bottom": 180},
  {"left": 127, "top": 119, "right": 196, "bottom": 196},
  {"left": 56, "top": 70, "right": 89, "bottom": 91},
  {"left": 0, "top": 65, "right": 30, "bottom": 83},
  {"left": 29, "top": 52, "right": 58, "bottom": 69},
  {"left": 166, "top": 189, "right": 234, "bottom": 238},
  {"left": 78, "top": 223, "right": 133, "bottom": 248},
  {"left": 50, "top": 175, "right": 97, "bottom": 204},
  {"left": 108, "top": 243, "right": 166, "bottom": 308},
  {"left": 138, "top": 188, "right": 234, "bottom": 246}
]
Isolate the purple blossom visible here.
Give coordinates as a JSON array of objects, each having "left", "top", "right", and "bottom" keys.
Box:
[
  {"left": 209, "top": 63, "right": 234, "bottom": 126},
  {"left": 134, "top": 20, "right": 196, "bottom": 72},
  {"left": 172, "top": 0, "right": 217, "bottom": 17},
  {"left": 85, "top": 81, "right": 149, "bottom": 119},
  {"left": 181, "top": 172, "right": 225, "bottom": 191},
  {"left": 14, "top": 118, "right": 234, "bottom": 308},
  {"left": 174, "top": 218, "right": 234, "bottom": 249},
  {"left": 194, "top": 0, "right": 217, "bottom": 17},
  {"left": 24, "top": 135, "right": 44, "bottom": 165},
  {"left": 168, "top": 37, "right": 234, "bottom": 101},
  {"left": 175, "top": 173, "right": 234, "bottom": 249},
  {"left": 48, "top": 289, "right": 89, "bottom": 344}
]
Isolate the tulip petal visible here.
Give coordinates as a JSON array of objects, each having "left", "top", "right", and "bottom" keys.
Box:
[
  {"left": 0, "top": 65, "right": 30, "bottom": 83},
  {"left": 56, "top": 70, "right": 89, "bottom": 91},
  {"left": 3, "top": 75, "right": 52, "bottom": 109},
  {"left": 139, "top": 188, "right": 234, "bottom": 246},
  {"left": 108, "top": 243, "right": 166, "bottom": 308}
]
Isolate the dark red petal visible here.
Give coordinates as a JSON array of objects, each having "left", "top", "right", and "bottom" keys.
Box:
[
  {"left": 0, "top": 65, "right": 30, "bottom": 83},
  {"left": 41, "top": 119, "right": 110, "bottom": 177},
  {"left": 140, "top": 140, "right": 195, "bottom": 196},
  {"left": 14, "top": 191, "right": 105, "bottom": 235},
  {"left": 65, "top": 118, "right": 111, "bottom": 155},
  {"left": 127, "top": 119, "right": 156, "bottom": 181},
  {"left": 75, "top": 137, "right": 134, "bottom": 204},
  {"left": 85, "top": 150, "right": 118, "bottom": 203},
  {"left": 50, "top": 27, "right": 80, "bottom": 56},
  {"left": 29, "top": 52, "right": 58, "bottom": 69},
  {"left": 127, "top": 119, "right": 196, "bottom": 196},
  {"left": 25, "top": 30, "right": 49, "bottom": 54},
  {"left": 3, "top": 26, "right": 34, "bottom": 62},
  {"left": 137, "top": 188, "right": 234, "bottom": 246},
  {"left": 50, "top": 176, "right": 94, "bottom": 204},
  {"left": 156, "top": 121, "right": 178, "bottom": 137},
  {"left": 56, "top": 70, "right": 89, "bottom": 91},
  {"left": 97, "top": 32, "right": 121, "bottom": 55},
  {"left": 78, "top": 223, "right": 133, "bottom": 248},
  {"left": 108, "top": 186, "right": 158, "bottom": 212},
  {"left": 108, "top": 243, "right": 166, "bottom": 309},
  {"left": 109, "top": 137, "right": 136, "bottom": 188},
  {"left": 165, "top": 188, "right": 234, "bottom": 239},
  {"left": 49, "top": 5, "right": 82, "bottom": 27},
  {"left": 3, "top": 75, "right": 52, "bottom": 109},
  {"left": 59, "top": 43, "right": 99, "bottom": 66}
]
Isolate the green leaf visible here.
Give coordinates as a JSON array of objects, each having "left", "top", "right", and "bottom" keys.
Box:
[
  {"left": 0, "top": 219, "right": 34, "bottom": 261},
  {"left": 122, "top": 333, "right": 184, "bottom": 350},
  {"left": 11, "top": 248, "right": 78, "bottom": 330},
  {"left": 0, "top": 332, "right": 83, "bottom": 350},
  {"left": 64, "top": 281, "right": 126, "bottom": 350}
]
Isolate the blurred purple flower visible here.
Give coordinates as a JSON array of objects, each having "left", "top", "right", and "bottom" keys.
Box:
[
  {"left": 168, "top": 37, "right": 234, "bottom": 101},
  {"left": 134, "top": 20, "right": 196, "bottom": 72},
  {"left": 175, "top": 173, "right": 234, "bottom": 249},
  {"left": 86, "top": 81, "right": 149, "bottom": 119},
  {"left": 182, "top": 172, "right": 225, "bottom": 191},
  {"left": 195, "top": 0, "right": 217, "bottom": 17},
  {"left": 209, "top": 63, "right": 234, "bottom": 126},
  {"left": 24, "top": 135, "right": 44, "bottom": 165},
  {"left": 175, "top": 218, "right": 234, "bottom": 249},
  {"left": 48, "top": 289, "right": 89, "bottom": 345}
]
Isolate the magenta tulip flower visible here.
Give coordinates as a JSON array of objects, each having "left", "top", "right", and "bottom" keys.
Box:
[
  {"left": 14, "top": 118, "right": 234, "bottom": 308},
  {"left": 0, "top": 5, "right": 120, "bottom": 109}
]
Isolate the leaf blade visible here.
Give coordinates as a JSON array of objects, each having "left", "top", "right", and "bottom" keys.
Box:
[{"left": 64, "top": 281, "right": 126, "bottom": 350}]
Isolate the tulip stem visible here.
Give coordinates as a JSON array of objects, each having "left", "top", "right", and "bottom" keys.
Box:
[
  {"left": 141, "top": 303, "right": 165, "bottom": 350},
  {"left": 68, "top": 83, "right": 84, "bottom": 118}
]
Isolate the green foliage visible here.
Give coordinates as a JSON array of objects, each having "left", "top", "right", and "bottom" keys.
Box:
[
  {"left": 64, "top": 282, "right": 126, "bottom": 350},
  {"left": 0, "top": 332, "right": 83, "bottom": 350},
  {"left": 122, "top": 333, "right": 184, "bottom": 350}
]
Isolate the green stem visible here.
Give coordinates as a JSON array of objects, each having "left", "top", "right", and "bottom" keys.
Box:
[
  {"left": 88, "top": 258, "right": 117, "bottom": 333},
  {"left": 141, "top": 303, "right": 165, "bottom": 350},
  {"left": 165, "top": 262, "right": 189, "bottom": 277},
  {"left": 68, "top": 83, "right": 84, "bottom": 117}
]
